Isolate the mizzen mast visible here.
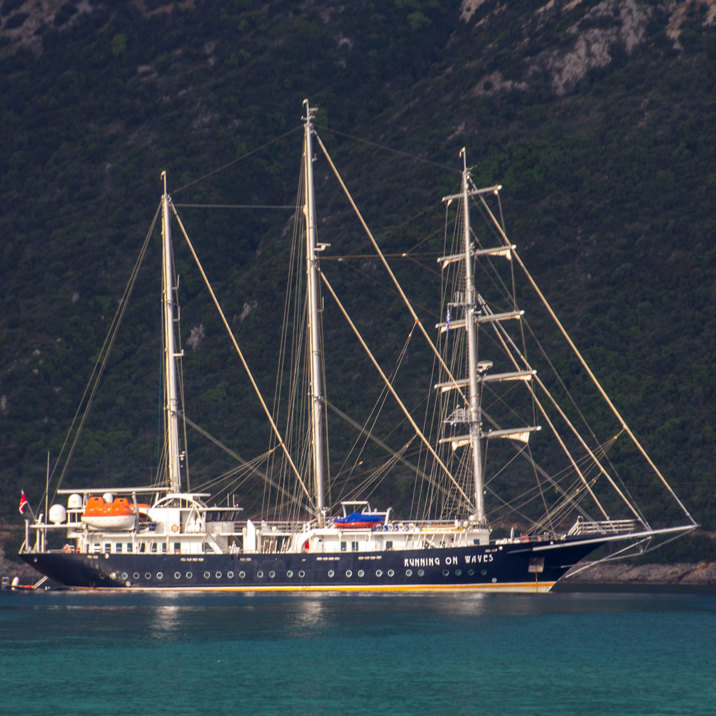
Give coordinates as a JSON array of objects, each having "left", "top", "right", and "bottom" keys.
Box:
[
  {"left": 303, "top": 100, "right": 328, "bottom": 524},
  {"left": 161, "top": 171, "right": 183, "bottom": 494}
]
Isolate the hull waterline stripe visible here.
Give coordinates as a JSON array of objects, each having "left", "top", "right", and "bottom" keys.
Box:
[{"left": 64, "top": 582, "right": 556, "bottom": 593}]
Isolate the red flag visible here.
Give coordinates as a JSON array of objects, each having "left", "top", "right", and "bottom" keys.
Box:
[{"left": 19, "top": 490, "right": 28, "bottom": 515}]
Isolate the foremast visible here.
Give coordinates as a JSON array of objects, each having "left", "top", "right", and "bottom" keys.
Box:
[
  {"left": 161, "top": 172, "right": 183, "bottom": 494},
  {"left": 459, "top": 150, "right": 486, "bottom": 525},
  {"left": 303, "top": 100, "right": 328, "bottom": 525},
  {"left": 438, "top": 150, "right": 538, "bottom": 526}
]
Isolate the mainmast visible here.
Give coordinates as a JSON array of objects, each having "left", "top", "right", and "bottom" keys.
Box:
[
  {"left": 161, "top": 172, "right": 182, "bottom": 494},
  {"left": 303, "top": 100, "right": 328, "bottom": 525},
  {"left": 459, "top": 150, "right": 485, "bottom": 525}
]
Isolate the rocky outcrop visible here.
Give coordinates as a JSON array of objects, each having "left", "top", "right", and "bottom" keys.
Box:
[
  {"left": 0, "top": 546, "right": 37, "bottom": 584},
  {"left": 564, "top": 561, "right": 716, "bottom": 585}
]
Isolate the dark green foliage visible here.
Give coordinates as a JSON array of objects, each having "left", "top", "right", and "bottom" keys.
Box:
[{"left": 0, "top": 1, "right": 714, "bottom": 555}]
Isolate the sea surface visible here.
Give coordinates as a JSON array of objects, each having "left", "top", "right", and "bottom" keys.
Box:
[{"left": 1, "top": 587, "right": 714, "bottom": 715}]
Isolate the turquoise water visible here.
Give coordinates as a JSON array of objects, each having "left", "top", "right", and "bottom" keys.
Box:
[{"left": 1, "top": 589, "right": 714, "bottom": 715}]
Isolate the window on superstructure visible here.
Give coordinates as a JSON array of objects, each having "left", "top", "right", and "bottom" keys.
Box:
[
  {"left": 174, "top": 542, "right": 180, "bottom": 553},
  {"left": 115, "top": 543, "right": 122, "bottom": 553},
  {"left": 340, "top": 542, "right": 347, "bottom": 552},
  {"left": 351, "top": 541, "right": 358, "bottom": 551},
  {"left": 162, "top": 543, "right": 168, "bottom": 553},
  {"left": 151, "top": 543, "right": 157, "bottom": 553},
  {"left": 126, "top": 543, "right": 133, "bottom": 553},
  {"left": 104, "top": 543, "right": 110, "bottom": 553}
]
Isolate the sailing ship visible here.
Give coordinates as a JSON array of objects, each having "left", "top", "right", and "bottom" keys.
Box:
[{"left": 19, "top": 101, "right": 696, "bottom": 592}]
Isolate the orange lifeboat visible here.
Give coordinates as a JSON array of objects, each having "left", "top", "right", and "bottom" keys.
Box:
[{"left": 81, "top": 496, "right": 140, "bottom": 531}]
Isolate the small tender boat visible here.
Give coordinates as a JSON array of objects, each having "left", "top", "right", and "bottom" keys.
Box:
[
  {"left": 333, "top": 512, "right": 386, "bottom": 529},
  {"left": 81, "top": 496, "right": 146, "bottom": 531}
]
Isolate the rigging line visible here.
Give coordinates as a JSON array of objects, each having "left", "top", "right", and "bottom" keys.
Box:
[
  {"left": 314, "top": 131, "right": 469, "bottom": 405},
  {"left": 484, "top": 485, "right": 543, "bottom": 531},
  {"left": 49, "top": 203, "right": 161, "bottom": 504},
  {"left": 561, "top": 530, "right": 683, "bottom": 578},
  {"left": 322, "top": 252, "right": 440, "bottom": 260},
  {"left": 476, "top": 191, "right": 697, "bottom": 526},
  {"left": 173, "top": 203, "right": 296, "bottom": 210},
  {"left": 334, "top": 377, "right": 392, "bottom": 486},
  {"left": 478, "top": 299, "right": 612, "bottom": 521},
  {"left": 340, "top": 442, "right": 413, "bottom": 506},
  {"left": 478, "top": 282, "right": 647, "bottom": 525},
  {"left": 485, "top": 426, "right": 591, "bottom": 519},
  {"left": 528, "top": 442, "right": 557, "bottom": 534},
  {"left": 520, "top": 316, "right": 640, "bottom": 510},
  {"left": 335, "top": 258, "right": 436, "bottom": 319},
  {"left": 320, "top": 271, "right": 474, "bottom": 512},
  {"left": 168, "top": 200, "right": 315, "bottom": 511},
  {"left": 172, "top": 125, "right": 303, "bottom": 195},
  {"left": 317, "top": 125, "right": 460, "bottom": 175},
  {"left": 172, "top": 246, "right": 192, "bottom": 493},
  {"left": 331, "top": 328, "right": 414, "bottom": 498},
  {"left": 480, "top": 409, "right": 597, "bottom": 525},
  {"left": 185, "top": 415, "right": 304, "bottom": 509}
]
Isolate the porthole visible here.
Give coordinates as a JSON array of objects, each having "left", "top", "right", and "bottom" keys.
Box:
[
  {"left": 99, "top": 573, "right": 106, "bottom": 580},
  {"left": 121, "top": 572, "right": 129, "bottom": 580},
  {"left": 145, "top": 572, "right": 152, "bottom": 580},
  {"left": 156, "top": 572, "right": 163, "bottom": 580},
  {"left": 287, "top": 571, "right": 294, "bottom": 578},
  {"left": 215, "top": 571, "right": 222, "bottom": 579},
  {"left": 357, "top": 570, "right": 365, "bottom": 578},
  {"left": 345, "top": 570, "right": 353, "bottom": 578},
  {"left": 405, "top": 569, "right": 413, "bottom": 577},
  {"left": 455, "top": 569, "right": 462, "bottom": 576},
  {"left": 417, "top": 569, "right": 425, "bottom": 577},
  {"left": 328, "top": 570, "right": 335, "bottom": 578},
  {"left": 298, "top": 570, "right": 305, "bottom": 578},
  {"left": 227, "top": 571, "right": 234, "bottom": 579},
  {"left": 186, "top": 572, "right": 193, "bottom": 579},
  {"left": 109, "top": 572, "right": 117, "bottom": 580},
  {"left": 203, "top": 571, "right": 211, "bottom": 579},
  {"left": 133, "top": 572, "right": 140, "bottom": 580},
  {"left": 269, "top": 571, "right": 276, "bottom": 579},
  {"left": 174, "top": 572, "right": 181, "bottom": 580},
  {"left": 491, "top": 577, "right": 497, "bottom": 583},
  {"left": 442, "top": 569, "right": 449, "bottom": 577},
  {"left": 375, "top": 569, "right": 383, "bottom": 577},
  {"left": 257, "top": 571, "right": 264, "bottom": 578},
  {"left": 481, "top": 569, "right": 488, "bottom": 576},
  {"left": 387, "top": 569, "right": 394, "bottom": 577},
  {"left": 467, "top": 569, "right": 475, "bottom": 576},
  {"left": 239, "top": 571, "right": 246, "bottom": 579}
]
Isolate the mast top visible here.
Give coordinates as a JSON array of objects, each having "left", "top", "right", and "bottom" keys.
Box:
[{"left": 303, "top": 99, "right": 317, "bottom": 122}]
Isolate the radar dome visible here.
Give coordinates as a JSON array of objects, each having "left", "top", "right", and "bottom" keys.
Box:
[
  {"left": 67, "top": 494, "right": 83, "bottom": 509},
  {"left": 49, "top": 504, "right": 67, "bottom": 525}
]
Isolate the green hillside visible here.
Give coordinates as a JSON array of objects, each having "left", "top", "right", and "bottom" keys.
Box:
[{"left": 1, "top": 0, "right": 714, "bottom": 555}]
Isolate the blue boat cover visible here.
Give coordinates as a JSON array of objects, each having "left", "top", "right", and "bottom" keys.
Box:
[{"left": 333, "top": 512, "right": 384, "bottom": 525}]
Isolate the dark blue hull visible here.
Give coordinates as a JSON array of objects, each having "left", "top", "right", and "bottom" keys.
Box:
[{"left": 22, "top": 537, "right": 602, "bottom": 592}]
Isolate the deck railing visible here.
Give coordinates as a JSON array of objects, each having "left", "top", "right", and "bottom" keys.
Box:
[{"left": 568, "top": 519, "right": 643, "bottom": 536}]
